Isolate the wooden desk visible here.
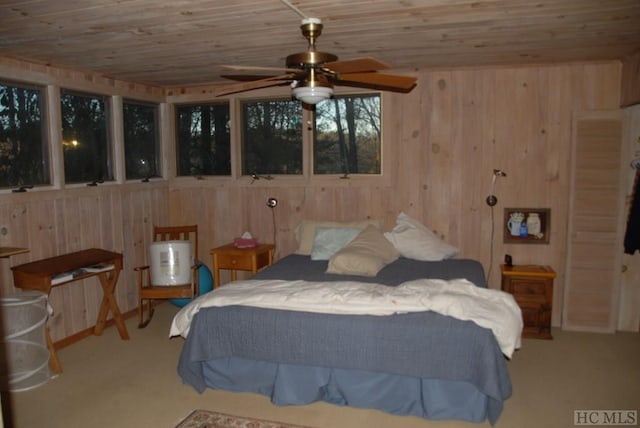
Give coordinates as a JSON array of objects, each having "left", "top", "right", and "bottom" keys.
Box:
[
  {"left": 210, "top": 243, "right": 275, "bottom": 288},
  {"left": 11, "top": 248, "right": 130, "bottom": 373}
]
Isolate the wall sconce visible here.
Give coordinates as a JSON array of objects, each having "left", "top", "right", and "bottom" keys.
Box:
[
  {"left": 266, "top": 197, "right": 278, "bottom": 208},
  {"left": 486, "top": 169, "right": 507, "bottom": 206}
]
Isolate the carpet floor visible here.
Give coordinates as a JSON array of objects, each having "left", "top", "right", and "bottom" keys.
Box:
[{"left": 6, "top": 303, "right": 640, "bottom": 428}]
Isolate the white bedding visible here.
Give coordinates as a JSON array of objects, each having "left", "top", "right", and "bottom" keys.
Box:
[{"left": 170, "top": 278, "right": 523, "bottom": 357}]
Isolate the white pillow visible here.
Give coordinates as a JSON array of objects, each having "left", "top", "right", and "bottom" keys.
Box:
[
  {"left": 327, "top": 225, "right": 400, "bottom": 277},
  {"left": 310, "top": 227, "right": 361, "bottom": 260},
  {"left": 384, "top": 212, "right": 459, "bottom": 261},
  {"left": 294, "top": 219, "right": 383, "bottom": 255}
]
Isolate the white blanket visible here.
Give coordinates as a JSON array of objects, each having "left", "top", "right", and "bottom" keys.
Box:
[{"left": 170, "top": 278, "right": 523, "bottom": 357}]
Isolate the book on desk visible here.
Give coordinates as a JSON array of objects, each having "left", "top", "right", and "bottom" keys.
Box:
[{"left": 51, "top": 263, "right": 115, "bottom": 285}]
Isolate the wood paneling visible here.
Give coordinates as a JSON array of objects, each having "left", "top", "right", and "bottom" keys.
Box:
[
  {"left": 0, "top": 58, "right": 635, "bottom": 346},
  {"left": 621, "top": 49, "right": 640, "bottom": 107},
  {"left": 0, "top": 184, "right": 168, "bottom": 342},
  {"left": 0, "top": 0, "right": 638, "bottom": 87}
]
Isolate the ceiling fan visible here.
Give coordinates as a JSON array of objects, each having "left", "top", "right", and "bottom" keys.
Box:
[{"left": 214, "top": 16, "right": 417, "bottom": 104}]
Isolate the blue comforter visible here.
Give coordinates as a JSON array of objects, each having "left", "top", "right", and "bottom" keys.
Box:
[{"left": 176, "top": 255, "right": 512, "bottom": 425}]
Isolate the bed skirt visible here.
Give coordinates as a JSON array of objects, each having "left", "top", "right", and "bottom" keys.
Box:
[{"left": 184, "top": 357, "right": 502, "bottom": 425}]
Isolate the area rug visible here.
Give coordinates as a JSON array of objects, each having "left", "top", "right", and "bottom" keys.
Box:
[{"left": 175, "top": 409, "right": 313, "bottom": 428}]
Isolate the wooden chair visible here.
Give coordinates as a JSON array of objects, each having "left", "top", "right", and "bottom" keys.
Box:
[{"left": 135, "top": 225, "right": 200, "bottom": 328}]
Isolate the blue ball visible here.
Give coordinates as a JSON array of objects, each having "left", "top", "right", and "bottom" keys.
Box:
[{"left": 170, "top": 263, "right": 214, "bottom": 307}]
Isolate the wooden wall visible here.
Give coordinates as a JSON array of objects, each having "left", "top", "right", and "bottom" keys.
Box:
[
  {"left": 621, "top": 49, "right": 640, "bottom": 107},
  {"left": 2, "top": 57, "right": 638, "bottom": 344},
  {"left": 167, "top": 62, "right": 624, "bottom": 329},
  {"left": 0, "top": 183, "right": 168, "bottom": 341}
]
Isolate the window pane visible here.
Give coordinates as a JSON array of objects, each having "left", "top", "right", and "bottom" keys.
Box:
[
  {"left": 0, "top": 81, "right": 49, "bottom": 188},
  {"left": 123, "top": 100, "right": 159, "bottom": 180},
  {"left": 242, "top": 99, "right": 302, "bottom": 175},
  {"left": 176, "top": 103, "right": 231, "bottom": 176},
  {"left": 60, "top": 90, "right": 111, "bottom": 184},
  {"left": 314, "top": 94, "right": 381, "bottom": 175}
]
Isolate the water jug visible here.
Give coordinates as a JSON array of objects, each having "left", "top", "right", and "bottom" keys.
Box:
[
  {"left": 527, "top": 213, "right": 541, "bottom": 236},
  {"left": 507, "top": 212, "right": 524, "bottom": 236}
]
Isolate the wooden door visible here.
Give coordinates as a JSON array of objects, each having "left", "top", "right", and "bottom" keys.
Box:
[{"left": 563, "top": 110, "right": 625, "bottom": 332}]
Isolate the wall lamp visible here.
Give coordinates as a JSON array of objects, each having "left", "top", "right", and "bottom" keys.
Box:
[{"left": 486, "top": 169, "right": 507, "bottom": 206}]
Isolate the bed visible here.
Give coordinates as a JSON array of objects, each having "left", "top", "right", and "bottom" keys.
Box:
[{"left": 171, "top": 217, "right": 522, "bottom": 425}]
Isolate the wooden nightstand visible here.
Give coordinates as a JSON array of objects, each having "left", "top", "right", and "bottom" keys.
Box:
[
  {"left": 501, "top": 264, "right": 556, "bottom": 340},
  {"left": 210, "top": 243, "right": 275, "bottom": 288}
]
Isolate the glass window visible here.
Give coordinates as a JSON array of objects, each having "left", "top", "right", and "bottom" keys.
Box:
[
  {"left": 60, "top": 90, "right": 111, "bottom": 184},
  {"left": 241, "top": 99, "right": 302, "bottom": 176},
  {"left": 314, "top": 94, "right": 381, "bottom": 175},
  {"left": 123, "top": 100, "right": 159, "bottom": 180},
  {"left": 0, "top": 81, "right": 49, "bottom": 188},
  {"left": 176, "top": 102, "right": 231, "bottom": 177}
]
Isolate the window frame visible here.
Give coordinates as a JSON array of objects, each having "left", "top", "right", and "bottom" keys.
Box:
[
  {"left": 59, "top": 88, "right": 113, "bottom": 186},
  {"left": 174, "top": 100, "right": 232, "bottom": 178},
  {"left": 0, "top": 79, "right": 51, "bottom": 189},
  {"left": 122, "top": 98, "right": 161, "bottom": 181},
  {"left": 229, "top": 89, "right": 388, "bottom": 186},
  {"left": 239, "top": 95, "right": 304, "bottom": 178},
  {"left": 312, "top": 93, "right": 383, "bottom": 177}
]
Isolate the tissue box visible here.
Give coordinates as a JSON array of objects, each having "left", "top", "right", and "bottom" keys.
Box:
[{"left": 233, "top": 237, "right": 257, "bottom": 248}]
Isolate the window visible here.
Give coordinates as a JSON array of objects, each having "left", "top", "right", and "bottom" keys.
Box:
[
  {"left": 176, "top": 102, "right": 231, "bottom": 177},
  {"left": 314, "top": 94, "right": 381, "bottom": 175},
  {"left": 241, "top": 98, "right": 302, "bottom": 176},
  {"left": 123, "top": 100, "right": 159, "bottom": 180},
  {"left": 0, "top": 81, "right": 49, "bottom": 188},
  {"left": 60, "top": 90, "right": 111, "bottom": 184}
]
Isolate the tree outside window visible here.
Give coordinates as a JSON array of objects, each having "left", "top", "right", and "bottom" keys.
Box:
[
  {"left": 176, "top": 102, "right": 231, "bottom": 176},
  {"left": 123, "top": 100, "right": 159, "bottom": 180},
  {"left": 0, "top": 81, "right": 49, "bottom": 188},
  {"left": 242, "top": 99, "right": 302, "bottom": 176},
  {"left": 60, "top": 90, "right": 111, "bottom": 184},
  {"left": 314, "top": 94, "right": 381, "bottom": 175}
]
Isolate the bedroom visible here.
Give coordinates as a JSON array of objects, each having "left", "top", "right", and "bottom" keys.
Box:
[{"left": 0, "top": 0, "right": 639, "bottom": 426}]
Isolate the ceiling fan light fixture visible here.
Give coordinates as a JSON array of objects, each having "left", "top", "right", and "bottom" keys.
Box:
[{"left": 292, "top": 85, "right": 333, "bottom": 104}]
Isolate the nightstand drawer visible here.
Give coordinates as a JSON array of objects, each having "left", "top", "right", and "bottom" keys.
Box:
[
  {"left": 215, "top": 253, "right": 254, "bottom": 270},
  {"left": 511, "top": 279, "right": 547, "bottom": 296},
  {"left": 513, "top": 293, "right": 546, "bottom": 306}
]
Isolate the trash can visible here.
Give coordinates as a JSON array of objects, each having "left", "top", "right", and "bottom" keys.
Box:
[{"left": 0, "top": 291, "right": 50, "bottom": 392}]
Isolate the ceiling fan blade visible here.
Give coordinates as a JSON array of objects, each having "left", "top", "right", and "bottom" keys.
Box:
[
  {"left": 221, "top": 64, "right": 300, "bottom": 73},
  {"left": 221, "top": 74, "right": 284, "bottom": 82},
  {"left": 214, "top": 74, "right": 295, "bottom": 96},
  {"left": 334, "top": 72, "right": 417, "bottom": 93},
  {"left": 323, "top": 57, "right": 390, "bottom": 74}
]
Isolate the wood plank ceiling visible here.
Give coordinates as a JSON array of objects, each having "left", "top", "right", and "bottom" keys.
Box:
[{"left": 0, "top": 0, "right": 639, "bottom": 88}]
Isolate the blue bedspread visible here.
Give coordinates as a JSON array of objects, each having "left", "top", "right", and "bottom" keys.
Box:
[{"left": 176, "top": 255, "right": 512, "bottom": 424}]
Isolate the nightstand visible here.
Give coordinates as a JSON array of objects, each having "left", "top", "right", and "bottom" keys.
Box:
[
  {"left": 501, "top": 264, "right": 556, "bottom": 340},
  {"left": 210, "top": 243, "right": 275, "bottom": 288}
]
